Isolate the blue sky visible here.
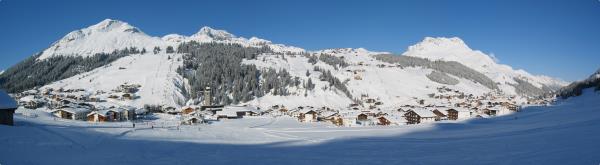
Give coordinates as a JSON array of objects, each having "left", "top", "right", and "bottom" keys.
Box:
[{"left": 0, "top": 0, "right": 598, "bottom": 81}]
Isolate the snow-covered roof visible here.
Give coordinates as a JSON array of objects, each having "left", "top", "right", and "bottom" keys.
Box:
[
  {"left": 432, "top": 109, "right": 448, "bottom": 115},
  {"left": 379, "top": 115, "right": 406, "bottom": 123},
  {"left": 223, "top": 106, "right": 258, "bottom": 112},
  {"left": 411, "top": 109, "right": 436, "bottom": 118},
  {"left": 299, "top": 108, "right": 317, "bottom": 114},
  {"left": 52, "top": 107, "right": 91, "bottom": 114},
  {"left": 216, "top": 106, "right": 258, "bottom": 117},
  {"left": 0, "top": 90, "right": 18, "bottom": 109}
]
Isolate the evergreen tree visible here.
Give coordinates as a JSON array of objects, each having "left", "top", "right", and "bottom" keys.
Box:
[
  {"left": 166, "top": 46, "right": 175, "bottom": 54},
  {"left": 153, "top": 46, "right": 161, "bottom": 54}
]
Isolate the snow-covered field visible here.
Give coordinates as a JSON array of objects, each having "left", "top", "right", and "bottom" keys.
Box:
[{"left": 1, "top": 90, "right": 599, "bottom": 164}]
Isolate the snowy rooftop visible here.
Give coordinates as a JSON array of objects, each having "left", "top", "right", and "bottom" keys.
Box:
[
  {"left": 0, "top": 90, "right": 17, "bottom": 109},
  {"left": 411, "top": 109, "right": 436, "bottom": 117}
]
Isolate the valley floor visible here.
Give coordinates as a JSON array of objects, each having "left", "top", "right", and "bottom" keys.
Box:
[{"left": 1, "top": 91, "right": 600, "bottom": 165}]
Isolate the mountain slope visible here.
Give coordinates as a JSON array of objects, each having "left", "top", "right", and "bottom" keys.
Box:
[
  {"left": 403, "top": 37, "right": 567, "bottom": 95},
  {"left": 557, "top": 68, "right": 600, "bottom": 98},
  {"left": 1, "top": 19, "right": 569, "bottom": 109}
]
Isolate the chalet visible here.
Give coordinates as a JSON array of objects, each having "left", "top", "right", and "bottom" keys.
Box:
[
  {"left": 337, "top": 111, "right": 361, "bottom": 127},
  {"left": 200, "top": 105, "right": 225, "bottom": 114},
  {"left": 356, "top": 113, "right": 375, "bottom": 126},
  {"left": 404, "top": 109, "right": 436, "bottom": 124},
  {"left": 229, "top": 106, "right": 260, "bottom": 117},
  {"left": 431, "top": 109, "right": 448, "bottom": 121},
  {"left": 51, "top": 107, "right": 91, "bottom": 120},
  {"left": 377, "top": 116, "right": 405, "bottom": 126},
  {"left": 278, "top": 108, "right": 289, "bottom": 115},
  {"left": 298, "top": 109, "right": 318, "bottom": 122},
  {"left": 19, "top": 95, "right": 44, "bottom": 109},
  {"left": 319, "top": 112, "right": 342, "bottom": 125},
  {"left": 215, "top": 106, "right": 258, "bottom": 119},
  {"left": 502, "top": 102, "right": 519, "bottom": 112},
  {"left": 87, "top": 109, "right": 122, "bottom": 122},
  {"left": 181, "top": 106, "right": 196, "bottom": 115},
  {"left": 342, "top": 116, "right": 358, "bottom": 127},
  {"left": 446, "top": 109, "right": 459, "bottom": 120},
  {"left": 182, "top": 116, "right": 203, "bottom": 125},
  {"left": 482, "top": 108, "right": 499, "bottom": 116},
  {"left": 0, "top": 90, "right": 18, "bottom": 126},
  {"left": 120, "top": 107, "right": 136, "bottom": 120}
]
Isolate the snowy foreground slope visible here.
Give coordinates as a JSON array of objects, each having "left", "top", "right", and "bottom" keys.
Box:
[{"left": 1, "top": 90, "right": 599, "bottom": 164}]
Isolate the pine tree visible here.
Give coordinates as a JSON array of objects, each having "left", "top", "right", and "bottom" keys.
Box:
[
  {"left": 153, "top": 46, "right": 161, "bottom": 54},
  {"left": 166, "top": 46, "right": 175, "bottom": 54}
]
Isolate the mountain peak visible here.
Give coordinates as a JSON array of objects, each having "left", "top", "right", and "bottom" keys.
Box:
[
  {"left": 192, "top": 26, "right": 235, "bottom": 40},
  {"left": 89, "top": 19, "right": 141, "bottom": 33},
  {"left": 37, "top": 18, "right": 163, "bottom": 60},
  {"left": 416, "top": 37, "right": 470, "bottom": 51}
]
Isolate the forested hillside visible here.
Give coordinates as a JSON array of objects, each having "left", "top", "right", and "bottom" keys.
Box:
[
  {"left": 0, "top": 48, "right": 140, "bottom": 93},
  {"left": 177, "top": 42, "right": 305, "bottom": 105}
]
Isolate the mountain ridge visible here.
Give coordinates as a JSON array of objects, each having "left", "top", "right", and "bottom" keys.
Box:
[{"left": 0, "top": 18, "right": 569, "bottom": 109}]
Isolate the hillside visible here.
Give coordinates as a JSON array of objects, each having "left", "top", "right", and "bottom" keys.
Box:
[{"left": 557, "top": 68, "right": 600, "bottom": 98}]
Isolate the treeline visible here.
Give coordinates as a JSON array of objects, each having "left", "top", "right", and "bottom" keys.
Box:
[
  {"left": 318, "top": 53, "right": 348, "bottom": 70},
  {"left": 427, "top": 71, "right": 459, "bottom": 85},
  {"left": 375, "top": 54, "right": 498, "bottom": 90},
  {"left": 557, "top": 69, "right": 600, "bottom": 99},
  {"left": 0, "top": 48, "right": 136, "bottom": 93},
  {"left": 314, "top": 66, "right": 352, "bottom": 98},
  {"left": 177, "top": 41, "right": 304, "bottom": 105},
  {"left": 511, "top": 78, "right": 551, "bottom": 96}
]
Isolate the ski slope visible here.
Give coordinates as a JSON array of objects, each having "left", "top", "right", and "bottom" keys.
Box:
[
  {"left": 1, "top": 89, "right": 599, "bottom": 164},
  {"left": 43, "top": 53, "right": 186, "bottom": 108}
]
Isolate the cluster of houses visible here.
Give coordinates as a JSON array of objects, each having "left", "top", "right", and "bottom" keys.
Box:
[
  {"left": 179, "top": 105, "right": 261, "bottom": 125},
  {"left": 256, "top": 87, "right": 539, "bottom": 127},
  {"left": 2, "top": 83, "right": 556, "bottom": 128},
  {"left": 10, "top": 83, "right": 143, "bottom": 123}
]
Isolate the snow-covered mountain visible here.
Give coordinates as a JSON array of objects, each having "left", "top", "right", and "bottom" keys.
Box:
[
  {"left": 38, "top": 19, "right": 304, "bottom": 60},
  {"left": 164, "top": 26, "right": 305, "bottom": 53},
  {"left": 38, "top": 19, "right": 169, "bottom": 60},
  {"left": 2, "top": 19, "right": 569, "bottom": 109},
  {"left": 403, "top": 37, "right": 567, "bottom": 94}
]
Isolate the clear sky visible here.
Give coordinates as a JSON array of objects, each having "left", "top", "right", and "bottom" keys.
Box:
[{"left": 0, "top": 0, "right": 599, "bottom": 81}]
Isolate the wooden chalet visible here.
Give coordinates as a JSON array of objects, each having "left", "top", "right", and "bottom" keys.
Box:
[
  {"left": 0, "top": 91, "right": 18, "bottom": 126},
  {"left": 51, "top": 107, "right": 92, "bottom": 120},
  {"left": 298, "top": 109, "right": 318, "bottom": 122},
  {"left": 404, "top": 109, "right": 436, "bottom": 124},
  {"left": 446, "top": 109, "right": 459, "bottom": 120}
]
